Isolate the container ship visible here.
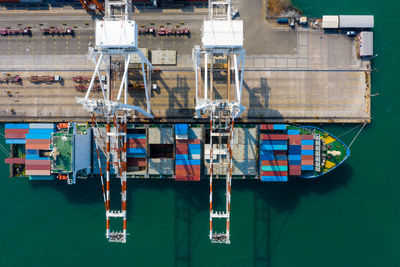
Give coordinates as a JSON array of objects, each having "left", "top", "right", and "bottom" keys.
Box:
[
  {"left": 4, "top": 122, "right": 349, "bottom": 182},
  {"left": 3, "top": 122, "right": 350, "bottom": 243}
]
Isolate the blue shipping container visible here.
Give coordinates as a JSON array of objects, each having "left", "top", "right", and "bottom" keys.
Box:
[
  {"left": 188, "top": 144, "right": 201, "bottom": 150},
  {"left": 127, "top": 153, "right": 146, "bottom": 158},
  {"left": 127, "top": 134, "right": 146, "bottom": 139},
  {"left": 29, "top": 175, "right": 54, "bottom": 181},
  {"left": 301, "top": 140, "right": 314, "bottom": 145},
  {"left": 127, "top": 148, "right": 146, "bottom": 154},
  {"left": 175, "top": 154, "right": 189, "bottom": 160},
  {"left": 5, "top": 123, "right": 29, "bottom": 129},
  {"left": 262, "top": 140, "right": 287, "bottom": 146},
  {"left": 261, "top": 145, "right": 287, "bottom": 151},
  {"left": 175, "top": 159, "right": 201, "bottom": 166},
  {"left": 25, "top": 155, "right": 49, "bottom": 160},
  {"left": 6, "top": 139, "right": 26, "bottom": 144},
  {"left": 301, "top": 150, "right": 314, "bottom": 156},
  {"left": 25, "top": 133, "right": 51, "bottom": 140},
  {"left": 273, "top": 124, "right": 287, "bottom": 130},
  {"left": 289, "top": 160, "right": 301, "bottom": 165},
  {"left": 288, "top": 145, "right": 301, "bottom": 154},
  {"left": 275, "top": 155, "right": 287, "bottom": 161},
  {"left": 260, "top": 154, "right": 275, "bottom": 161},
  {"left": 28, "top": 128, "right": 54, "bottom": 134},
  {"left": 261, "top": 176, "right": 288, "bottom": 182},
  {"left": 287, "top": 130, "right": 300, "bottom": 135},
  {"left": 301, "top": 165, "right": 314, "bottom": 171},
  {"left": 288, "top": 155, "right": 301, "bottom": 160},
  {"left": 175, "top": 124, "right": 189, "bottom": 135}
]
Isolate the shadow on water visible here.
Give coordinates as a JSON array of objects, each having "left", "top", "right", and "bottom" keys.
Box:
[
  {"left": 28, "top": 162, "right": 352, "bottom": 267},
  {"left": 246, "top": 162, "right": 354, "bottom": 267}
]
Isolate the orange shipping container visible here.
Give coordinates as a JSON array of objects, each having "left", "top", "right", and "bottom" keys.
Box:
[
  {"left": 26, "top": 139, "right": 51, "bottom": 145},
  {"left": 26, "top": 143, "right": 50, "bottom": 150}
]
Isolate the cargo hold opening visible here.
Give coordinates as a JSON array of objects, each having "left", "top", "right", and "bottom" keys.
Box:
[{"left": 150, "top": 144, "right": 173, "bottom": 158}]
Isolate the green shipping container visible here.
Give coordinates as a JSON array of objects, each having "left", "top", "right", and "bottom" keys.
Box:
[{"left": 261, "top": 165, "right": 288, "bottom": 172}]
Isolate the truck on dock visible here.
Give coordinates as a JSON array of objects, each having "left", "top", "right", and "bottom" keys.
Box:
[{"left": 28, "top": 75, "right": 62, "bottom": 84}]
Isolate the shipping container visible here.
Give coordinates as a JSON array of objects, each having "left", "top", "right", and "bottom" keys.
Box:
[
  {"left": 301, "top": 165, "right": 314, "bottom": 171},
  {"left": 175, "top": 175, "right": 200, "bottom": 181},
  {"left": 176, "top": 154, "right": 189, "bottom": 160},
  {"left": 261, "top": 160, "right": 287, "bottom": 166},
  {"left": 188, "top": 144, "right": 201, "bottom": 150},
  {"left": 289, "top": 160, "right": 301, "bottom": 165},
  {"left": 25, "top": 170, "right": 51, "bottom": 176},
  {"left": 26, "top": 164, "right": 51, "bottom": 171},
  {"left": 301, "top": 140, "right": 314, "bottom": 145},
  {"left": 127, "top": 148, "right": 146, "bottom": 154},
  {"left": 5, "top": 123, "right": 29, "bottom": 129},
  {"left": 261, "top": 165, "right": 288, "bottom": 172},
  {"left": 25, "top": 133, "right": 51, "bottom": 140},
  {"left": 6, "top": 139, "right": 26, "bottom": 144},
  {"left": 260, "top": 134, "right": 287, "bottom": 140},
  {"left": 261, "top": 171, "right": 288, "bottom": 176},
  {"left": 175, "top": 124, "right": 189, "bottom": 135},
  {"left": 176, "top": 144, "right": 189, "bottom": 154},
  {"left": 26, "top": 139, "right": 51, "bottom": 144},
  {"left": 5, "top": 129, "right": 29, "bottom": 135},
  {"left": 127, "top": 142, "right": 146, "bottom": 148},
  {"left": 289, "top": 165, "right": 301, "bottom": 175},
  {"left": 288, "top": 135, "right": 301, "bottom": 145},
  {"left": 275, "top": 155, "right": 287, "bottom": 161},
  {"left": 26, "top": 144, "right": 50, "bottom": 150},
  {"left": 29, "top": 123, "right": 55, "bottom": 129},
  {"left": 302, "top": 135, "right": 314, "bottom": 140},
  {"left": 175, "top": 159, "right": 201, "bottom": 165},
  {"left": 25, "top": 159, "right": 51, "bottom": 166},
  {"left": 260, "top": 124, "right": 274, "bottom": 130},
  {"left": 261, "top": 176, "right": 288, "bottom": 182},
  {"left": 301, "top": 150, "right": 314, "bottom": 156},
  {"left": 301, "top": 145, "right": 314, "bottom": 150},
  {"left": 25, "top": 155, "right": 49, "bottom": 160},
  {"left": 128, "top": 138, "right": 146, "bottom": 145},
  {"left": 5, "top": 158, "right": 25, "bottom": 164},
  {"left": 26, "top": 149, "right": 39, "bottom": 155},
  {"left": 289, "top": 155, "right": 301, "bottom": 160},
  {"left": 288, "top": 145, "right": 301, "bottom": 154},
  {"left": 127, "top": 134, "right": 146, "bottom": 139},
  {"left": 260, "top": 144, "right": 287, "bottom": 151},
  {"left": 176, "top": 139, "right": 201, "bottom": 144},
  {"left": 5, "top": 133, "right": 27, "bottom": 139},
  {"left": 287, "top": 130, "right": 300, "bottom": 135},
  {"left": 28, "top": 128, "right": 54, "bottom": 134},
  {"left": 301, "top": 155, "right": 314, "bottom": 160},
  {"left": 301, "top": 160, "right": 314, "bottom": 166},
  {"left": 273, "top": 124, "right": 286, "bottom": 130},
  {"left": 127, "top": 158, "right": 146, "bottom": 167}
]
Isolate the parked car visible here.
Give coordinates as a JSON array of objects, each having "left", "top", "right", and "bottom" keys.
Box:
[{"left": 346, "top": 31, "right": 357, "bottom": 37}]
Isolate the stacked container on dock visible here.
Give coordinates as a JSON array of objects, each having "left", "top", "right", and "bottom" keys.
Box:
[
  {"left": 259, "top": 124, "right": 288, "bottom": 182},
  {"left": 175, "top": 124, "right": 201, "bottom": 181},
  {"left": 301, "top": 135, "right": 314, "bottom": 171},
  {"left": 5, "top": 124, "right": 29, "bottom": 144}
]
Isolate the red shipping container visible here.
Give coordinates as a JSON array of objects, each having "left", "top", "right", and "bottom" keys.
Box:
[
  {"left": 175, "top": 169, "right": 200, "bottom": 176},
  {"left": 5, "top": 158, "right": 25, "bottom": 164},
  {"left": 128, "top": 143, "right": 146, "bottom": 148},
  {"left": 261, "top": 134, "right": 288, "bottom": 140},
  {"left": 289, "top": 165, "right": 301, "bottom": 175},
  {"left": 301, "top": 160, "right": 314, "bottom": 166},
  {"left": 128, "top": 138, "right": 146, "bottom": 145},
  {"left": 260, "top": 124, "right": 274, "bottom": 130},
  {"left": 261, "top": 160, "right": 287, "bottom": 166},
  {"left": 26, "top": 139, "right": 51, "bottom": 145},
  {"left": 302, "top": 135, "right": 314, "bottom": 140},
  {"left": 288, "top": 135, "right": 301, "bottom": 145},
  {"left": 5, "top": 129, "right": 29, "bottom": 135},
  {"left": 261, "top": 171, "right": 288, "bottom": 176},
  {"left": 301, "top": 155, "right": 314, "bottom": 160},
  {"left": 176, "top": 139, "right": 201, "bottom": 144},
  {"left": 26, "top": 144, "right": 50, "bottom": 150},
  {"left": 127, "top": 158, "right": 146, "bottom": 167},
  {"left": 5, "top": 133, "right": 26, "bottom": 139},
  {"left": 175, "top": 144, "right": 189, "bottom": 154},
  {"left": 273, "top": 150, "right": 287, "bottom": 156},
  {"left": 25, "top": 160, "right": 51, "bottom": 166},
  {"left": 175, "top": 164, "right": 201, "bottom": 171},
  {"left": 301, "top": 145, "right": 314, "bottom": 150},
  {"left": 26, "top": 164, "right": 50, "bottom": 171}
]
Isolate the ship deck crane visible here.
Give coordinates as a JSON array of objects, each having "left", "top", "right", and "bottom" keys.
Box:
[
  {"left": 77, "top": 0, "right": 154, "bottom": 243},
  {"left": 193, "top": 0, "right": 245, "bottom": 244}
]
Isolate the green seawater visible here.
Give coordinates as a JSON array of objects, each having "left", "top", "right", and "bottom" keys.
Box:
[{"left": 1, "top": 0, "right": 399, "bottom": 266}]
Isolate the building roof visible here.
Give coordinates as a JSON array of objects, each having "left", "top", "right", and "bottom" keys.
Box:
[
  {"left": 339, "top": 15, "right": 374, "bottom": 28},
  {"left": 322, "top": 16, "right": 339, "bottom": 29},
  {"left": 359, "top": 31, "right": 373, "bottom": 56},
  {"left": 202, "top": 20, "right": 243, "bottom": 49}
]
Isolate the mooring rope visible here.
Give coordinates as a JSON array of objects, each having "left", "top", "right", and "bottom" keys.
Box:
[{"left": 348, "top": 123, "right": 367, "bottom": 148}]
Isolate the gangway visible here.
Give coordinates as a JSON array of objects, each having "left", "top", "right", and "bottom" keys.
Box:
[
  {"left": 193, "top": 0, "right": 245, "bottom": 244},
  {"left": 77, "top": 0, "right": 154, "bottom": 243}
]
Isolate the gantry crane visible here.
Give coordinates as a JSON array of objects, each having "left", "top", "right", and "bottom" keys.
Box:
[
  {"left": 77, "top": 0, "right": 154, "bottom": 243},
  {"left": 193, "top": 0, "right": 245, "bottom": 244}
]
